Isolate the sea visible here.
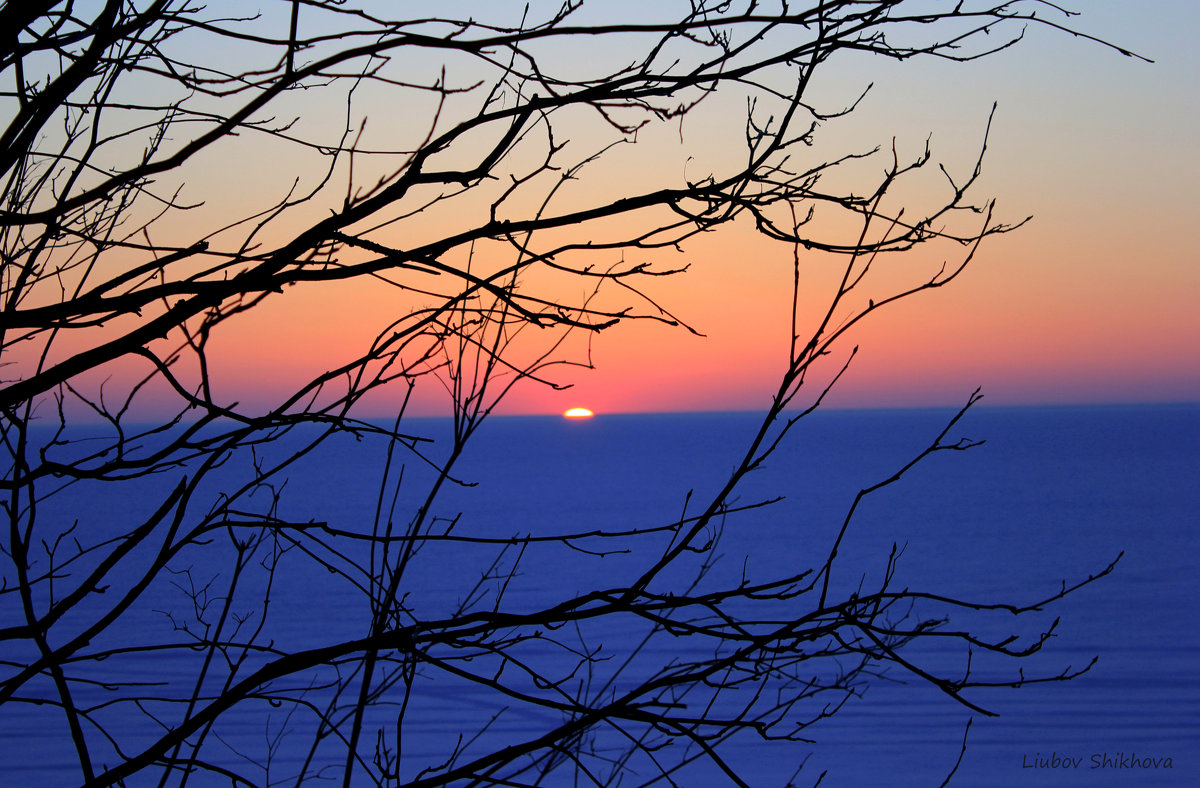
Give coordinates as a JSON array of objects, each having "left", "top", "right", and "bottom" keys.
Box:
[{"left": 2, "top": 403, "right": 1197, "bottom": 786}]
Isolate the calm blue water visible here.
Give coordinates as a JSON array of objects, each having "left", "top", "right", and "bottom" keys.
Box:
[{"left": 2, "top": 404, "right": 1197, "bottom": 786}]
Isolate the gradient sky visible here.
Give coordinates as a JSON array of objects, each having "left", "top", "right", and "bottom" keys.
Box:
[
  {"left": 147, "top": 2, "right": 1198, "bottom": 418},
  {"left": 519, "top": 1, "right": 1200, "bottom": 415}
]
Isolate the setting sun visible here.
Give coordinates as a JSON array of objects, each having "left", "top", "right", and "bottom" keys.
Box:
[{"left": 563, "top": 407, "right": 595, "bottom": 419}]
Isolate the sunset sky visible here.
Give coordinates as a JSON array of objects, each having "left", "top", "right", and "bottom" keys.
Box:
[
  {"left": 122, "top": 3, "right": 1199, "bottom": 418},
  {"left": 516, "top": 2, "right": 1200, "bottom": 415}
]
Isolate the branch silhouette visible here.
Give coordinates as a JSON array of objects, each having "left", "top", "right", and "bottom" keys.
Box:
[{"left": 0, "top": 2, "right": 1131, "bottom": 785}]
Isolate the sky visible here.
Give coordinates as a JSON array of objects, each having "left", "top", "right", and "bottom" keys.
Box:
[
  {"left": 509, "top": 2, "right": 1200, "bottom": 415},
  {"left": 49, "top": 1, "right": 1196, "bottom": 420}
]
